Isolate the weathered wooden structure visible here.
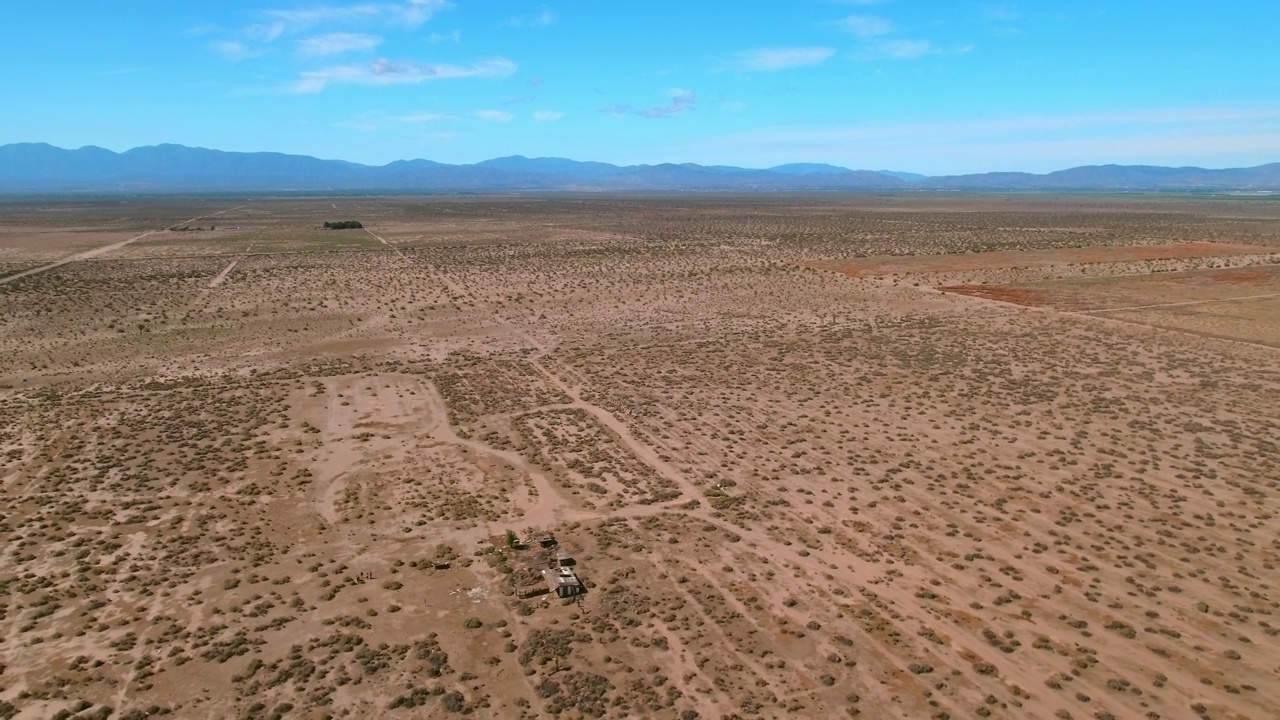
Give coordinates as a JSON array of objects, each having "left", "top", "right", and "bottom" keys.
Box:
[{"left": 541, "top": 566, "right": 584, "bottom": 599}]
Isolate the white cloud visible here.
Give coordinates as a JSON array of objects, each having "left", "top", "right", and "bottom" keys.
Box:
[
  {"left": 533, "top": 110, "right": 565, "bottom": 122},
  {"left": 391, "top": 111, "right": 456, "bottom": 123},
  {"left": 476, "top": 110, "right": 514, "bottom": 122},
  {"left": 245, "top": 22, "right": 286, "bottom": 41},
  {"left": 297, "top": 32, "right": 382, "bottom": 57},
  {"left": 293, "top": 56, "right": 517, "bottom": 92},
  {"left": 260, "top": 1, "right": 450, "bottom": 34},
  {"left": 183, "top": 23, "right": 222, "bottom": 37},
  {"left": 339, "top": 110, "right": 457, "bottom": 130},
  {"left": 402, "top": 0, "right": 452, "bottom": 26},
  {"left": 427, "top": 29, "right": 461, "bottom": 43},
  {"left": 212, "top": 40, "right": 256, "bottom": 61},
  {"left": 264, "top": 4, "right": 383, "bottom": 30},
  {"left": 874, "top": 39, "right": 933, "bottom": 59},
  {"left": 206, "top": 1, "right": 452, "bottom": 63},
  {"left": 829, "top": 12, "right": 958, "bottom": 62},
  {"left": 734, "top": 47, "right": 835, "bottom": 71},
  {"left": 982, "top": 4, "right": 1020, "bottom": 23},
  {"left": 510, "top": 8, "right": 556, "bottom": 27},
  {"left": 720, "top": 101, "right": 747, "bottom": 113},
  {"left": 836, "top": 15, "right": 894, "bottom": 37}
]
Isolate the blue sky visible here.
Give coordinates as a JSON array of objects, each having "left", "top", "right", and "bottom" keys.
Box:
[{"left": 3, "top": 1, "right": 1279, "bottom": 173}]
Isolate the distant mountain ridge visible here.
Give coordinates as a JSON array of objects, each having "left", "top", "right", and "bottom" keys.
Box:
[{"left": 1, "top": 142, "right": 1278, "bottom": 193}]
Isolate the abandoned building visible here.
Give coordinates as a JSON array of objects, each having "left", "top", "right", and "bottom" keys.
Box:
[{"left": 542, "top": 566, "right": 584, "bottom": 599}]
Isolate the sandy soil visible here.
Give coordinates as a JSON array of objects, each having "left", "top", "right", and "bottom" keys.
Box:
[
  {"left": 0, "top": 194, "right": 1278, "bottom": 720},
  {"left": 818, "top": 241, "right": 1277, "bottom": 277}
]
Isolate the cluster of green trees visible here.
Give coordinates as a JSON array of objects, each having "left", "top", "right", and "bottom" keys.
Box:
[{"left": 322, "top": 220, "right": 363, "bottom": 229}]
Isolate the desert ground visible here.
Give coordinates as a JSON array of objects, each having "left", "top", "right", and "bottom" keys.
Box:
[{"left": 1, "top": 193, "right": 1278, "bottom": 720}]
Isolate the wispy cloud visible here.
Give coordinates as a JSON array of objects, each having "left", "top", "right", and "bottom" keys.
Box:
[
  {"left": 266, "top": 0, "right": 450, "bottom": 30},
  {"left": 533, "top": 110, "right": 565, "bottom": 122},
  {"left": 836, "top": 15, "right": 894, "bottom": 37},
  {"left": 402, "top": 0, "right": 452, "bottom": 26},
  {"left": 981, "top": 3, "right": 1022, "bottom": 36},
  {"left": 391, "top": 111, "right": 456, "bottom": 123},
  {"left": 293, "top": 56, "right": 517, "bottom": 93},
  {"left": 245, "top": 22, "right": 286, "bottom": 42},
  {"left": 982, "top": 3, "right": 1019, "bottom": 23},
  {"left": 733, "top": 47, "right": 835, "bottom": 71},
  {"left": 475, "top": 109, "right": 514, "bottom": 122},
  {"left": 720, "top": 100, "right": 747, "bottom": 113},
  {"left": 263, "top": 5, "right": 381, "bottom": 31},
  {"left": 603, "top": 88, "right": 696, "bottom": 119},
  {"left": 340, "top": 110, "right": 456, "bottom": 130},
  {"left": 427, "top": 29, "right": 461, "bottom": 43},
  {"left": 297, "top": 32, "right": 382, "bottom": 57},
  {"left": 212, "top": 2, "right": 454, "bottom": 62},
  {"left": 874, "top": 39, "right": 933, "bottom": 59},
  {"left": 831, "top": 9, "right": 961, "bottom": 62},
  {"left": 247, "top": 0, "right": 451, "bottom": 41},
  {"left": 212, "top": 40, "right": 257, "bottom": 61},
  {"left": 510, "top": 8, "right": 556, "bottom": 28},
  {"left": 183, "top": 23, "right": 221, "bottom": 37},
  {"left": 861, "top": 39, "right": 968, "bottom": 60}
]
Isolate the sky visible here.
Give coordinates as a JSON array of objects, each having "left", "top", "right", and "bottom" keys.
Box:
[{"left": 3, "top": 1, "right": 1279, "bottom": 174}]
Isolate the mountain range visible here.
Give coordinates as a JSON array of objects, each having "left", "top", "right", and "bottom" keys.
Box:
[{"left": 2, "top": 143, "right": 1279, "bottom": 193}]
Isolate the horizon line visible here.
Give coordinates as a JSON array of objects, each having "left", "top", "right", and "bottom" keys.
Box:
[{"left": 5, "top": 140, "right": 1280, "bottom": 178}]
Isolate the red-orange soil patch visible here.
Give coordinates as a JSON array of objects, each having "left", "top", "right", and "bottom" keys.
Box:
[
  {"left": 940, "top": 264, "right": 1280, "bottom": 311},
  {"left": 937, "top": 285, "right": 1055, "bottom": 307},
  {"left": 820, "top": 242, "right": 1273, "bottom": 277}
]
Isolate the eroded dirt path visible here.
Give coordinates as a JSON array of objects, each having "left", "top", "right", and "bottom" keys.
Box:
[
  {"left": 299, "top": 373, "right": 578, "bottom": 540},
  {"left": 417, "top": 378, "right": 572, "bottom": 532},
  {"left": 207, "top": 240, "right": 255, "bottom": 289},
  {"left": 363, "top": 227, "right": 405, "bottom": 257}
]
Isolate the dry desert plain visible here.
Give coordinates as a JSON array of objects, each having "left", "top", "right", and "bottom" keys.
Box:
[{"left": 1, "top": 194, "right": 1279, "bottom": 720}]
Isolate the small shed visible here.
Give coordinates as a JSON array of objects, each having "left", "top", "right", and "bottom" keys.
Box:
[{"left": 541, "top": 567, "right": 584, "bottom": 599}]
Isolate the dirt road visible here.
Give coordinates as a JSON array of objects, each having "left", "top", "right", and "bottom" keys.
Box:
[{"left": 0, "top": 203, "right": 248, "bottom": 286}]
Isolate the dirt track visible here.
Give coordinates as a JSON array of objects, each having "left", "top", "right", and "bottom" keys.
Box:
[{"left": 0, "top": 203, "right": 248, "bottom": 285}]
